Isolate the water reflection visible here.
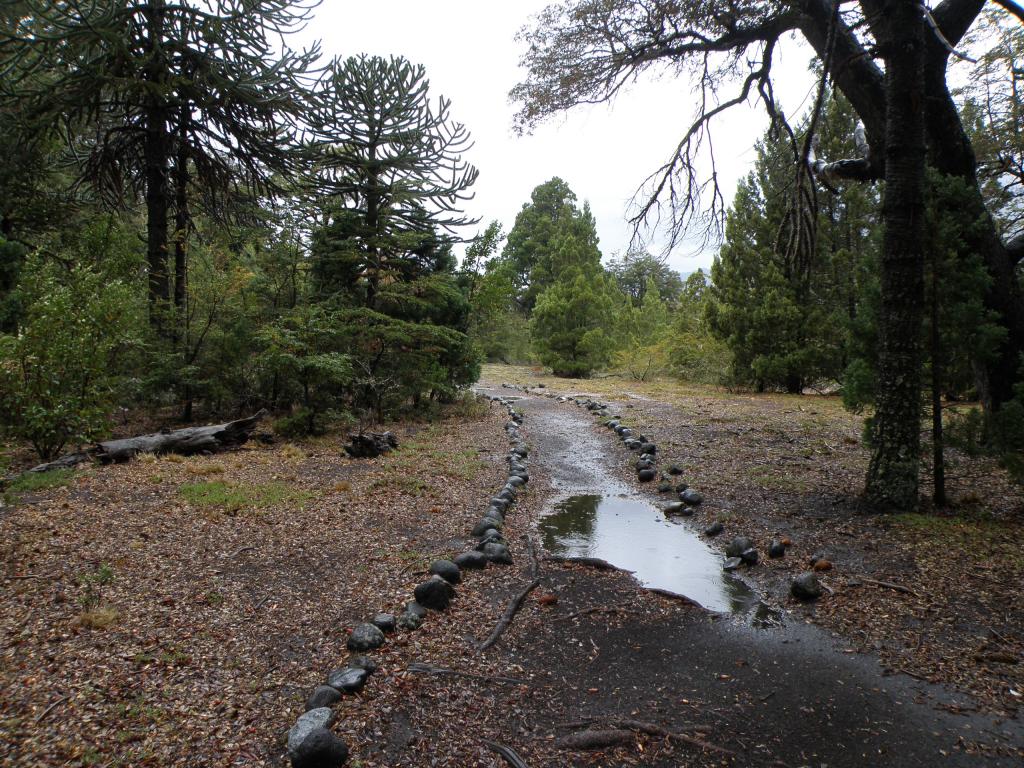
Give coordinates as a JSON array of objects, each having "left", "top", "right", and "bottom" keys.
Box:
[{"left": 540, "top": 494, "right": 757, "bottom": 613}]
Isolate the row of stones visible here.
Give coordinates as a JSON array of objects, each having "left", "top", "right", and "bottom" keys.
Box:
[
  {"left": 284, "top": 395, "right": 529, "bottom": 768},
  {"left": 501, "top": 383, "right": 826, "bottom": 602}
]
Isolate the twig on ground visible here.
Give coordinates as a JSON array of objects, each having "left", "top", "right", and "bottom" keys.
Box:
[
  {"left": 484, "top": 741, "right": 532, "bottom": 768},
  {"left": 406, "top": 662, "right": 530, "bottom": 686},
  {"left": 35, "top": 695, "right": 68, "bottom": 724},
  {"left": 854, "top": 575, "right": 917, "bottom": 597},
  {"left": 559, "top": 606, "right": 639, "bottom": 622},
  {"left": 3, "top": 573, "right": 55, "bottom": 580},
  {"left": 552, "top": 716, "right": 730, "bottom": 755},
  {"left": 227, "top": 546, "right": 255, "bottom": 558},
  {"left": 478, "top": 577, "right": 541, "bottom": 651}
]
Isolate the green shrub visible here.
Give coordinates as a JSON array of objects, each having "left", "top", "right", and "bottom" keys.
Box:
[{"left": 0, "top": 258, "right": 142, "bottom": 458}]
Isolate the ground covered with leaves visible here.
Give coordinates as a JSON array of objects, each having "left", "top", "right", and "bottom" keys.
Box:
[
  {"left": 491, "top": 365, "right": 1024, "bottom": 720},
  {"left": 0, "top": 397, "right": 559, "bottom": 767}
]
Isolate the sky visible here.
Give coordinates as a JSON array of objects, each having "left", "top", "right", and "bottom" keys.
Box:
[{"left": 296, "top": 1, "right": 821, "bottom": 274}]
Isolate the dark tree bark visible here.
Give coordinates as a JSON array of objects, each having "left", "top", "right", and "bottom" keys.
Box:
[
  {"left": 865, "top": 0, "right": 927, "bottom": 510},
  {"left": 143, "top": 0, "right": 171, "bottom": 325}
]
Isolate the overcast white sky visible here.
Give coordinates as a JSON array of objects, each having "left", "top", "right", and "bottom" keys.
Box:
[{"left": 297, "top": 1, "right": 820, "bottom": 274}]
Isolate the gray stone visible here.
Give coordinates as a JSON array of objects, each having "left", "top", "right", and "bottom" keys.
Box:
[
  {"left": 703, "top": 521, "right": 725, "bottom": 537},
  {"left": 620, "top": 428, "right": 633, "bottom": 438},
  {"left": 346, "top": 623, "right": 385, "bottom": 652},
  {"left": 768, "top": 540, "right": 786, "bottom": 559},
  {"left": 397, "top": 611, "right": 423, "bottom": 631},
  {"left": 289, "top": 726, "right": 349, "bottom": 768},
  {"left": 791, "top": 572, "right": 824, "bottom": 600},
  {"left": 429, "top": 559, "right": 461, "bottom": 584},
  {"left": 507, "top": 475, "right": 526, "bottom": 488},
  {"left": 510, "top": 471, "right": 529, "bottom": 483},
  {"left": 496, "top": 488, "right": 515, "bottom": 502},
  {"left": 476, "top": 531, "right": 505, "bottom": 549},
  {"left": 305, "top": 685, "right": 341, "bottom": 711},
  {"left": 725, "top": 536, "right": 755, "bottom": 558},
  {"left": 483, "top": 542, "right": 513, "bottom": 565},
  {"left": 490, "top": 497, "right": 510, "bottom": 513},
  {"left": 404, "top": 601, "right": 427, "bottom": 619},
  {"left": 663, "top": 502, "right": 685, "bottom": 514},
  {"left": 667, "top": 464, "right": 684, "bottom": 475},
  {"left": 640, "top": 442, "right": 657, "bottom": 454},
  {"left": 454, "top": 550, "right": 488, "bottom": 570},
  {"left": 326, "top": 667, "right": 369, "bottom": 693},
  {"left": 637, "top": 468, "right": 657, "bottom": 482},
  {"left": 371, "top": 613, "right": 396, "bottom": 633},
  {"left": 657, "top": 481, "right": 673, "bottom": 493},
  {"left": 349, "top": 656, "right": 378, "bottom": 673},
  {"left": 723, "top": 557, "right": 743, "bottom": 572},
  {"left": 288, "top": 708, "right": 335, "bottom": 754},
  {"left": 740, "top": 548, "right": 760, "bottom": 565},
  {"left": 414, "top": 575, "right": 456, "bottom": 610},
  {"left": 635, "top": 458, "right": 654, "bottom": 471},
  {"left": 472, "top": 517, "right": 502, "bottom": 536},
  {"left": 677, "top": 506, "right": 696, "bottom": 517},
  {"left": 512, "top": 445, "right": 528, "bottom": 458},
  {"left": 680, "top": 488, "right": 703, "bottom": 505}
]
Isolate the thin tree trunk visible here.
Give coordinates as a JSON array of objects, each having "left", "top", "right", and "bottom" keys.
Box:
[
  {"left": 143, "top": 0, "right": 170, "bottom": 329},
  {"left": 931, "top": 257, "right": 946, "bottom": 507},
  {"left": 865, "top": 0, "right": 926, "bottom": 511}
]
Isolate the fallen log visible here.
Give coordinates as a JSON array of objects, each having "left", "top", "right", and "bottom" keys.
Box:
[
  {"left": 555, "top": 730, "right": 634, "bottom": 750},
  {"left": 16, "top": 410, "right": 268, "bottom": 476}
]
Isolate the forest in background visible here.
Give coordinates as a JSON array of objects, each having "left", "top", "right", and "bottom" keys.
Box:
[{"left": 0, "top": 1, "right": 1023, "bottom": 509}]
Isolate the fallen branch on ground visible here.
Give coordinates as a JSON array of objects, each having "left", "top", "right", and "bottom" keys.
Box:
[
  {"left": 853, "top": 575, "right": 917, "bottom": 597},
  {"left": 478, "top": 537, "right": 542, "bottom": 651},
  {"left": 484, "top": 741, "right": 532, "bottom": 768},
  {"left": 554, "top": 716, "right": 733, "bottom": 756}
]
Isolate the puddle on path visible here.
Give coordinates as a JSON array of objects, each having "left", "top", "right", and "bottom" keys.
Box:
[{"left": 540, "top": 493, "right": 758, "bottom": 614}]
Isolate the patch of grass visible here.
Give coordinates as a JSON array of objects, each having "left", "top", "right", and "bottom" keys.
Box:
[
  {"left": 3, "top": 468, "right": 75, "bottom": 504},
  {"left": 178, "top": 479, "right": 312, "bottom": 514},
  {"left": 369, "top": 474, "right": 431, "bottom": 496},
  {"left": 745, "top": 466, "right": 812, "bottom": 493},
  {"left": 183, "top": 459, "right": 225, "bottom": 477},
  {"left": 280, "top": 443, "right": 307, "bottom": 461},
  {"left": 892, "top": 512, "right": 1024, "bottom": 567},
  {"left": 77, "top": 604, "right": 120, "bottom": 629}
]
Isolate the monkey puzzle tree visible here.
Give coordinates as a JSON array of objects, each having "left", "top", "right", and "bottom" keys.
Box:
[
  {"left": 308, "top": 55, "right": 481, "bottom": 418},
  {"left": 0, "top": 0, "right": 320, "bottom": 330}
]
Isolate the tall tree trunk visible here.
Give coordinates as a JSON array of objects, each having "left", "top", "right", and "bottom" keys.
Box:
[
  {"left": 143, "top": 0, "right": 170, "bottom": 329},
  {"left": 174, "top": 110, "right": 189, "bottom": 315},
  {"left": 865, "top": 0, "right": 926, "bottom": 510},
  {"left": 931, "top": 259, "right": 946, "bottom": 507}
]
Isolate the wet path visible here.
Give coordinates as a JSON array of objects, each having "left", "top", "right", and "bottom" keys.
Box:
[{"left": 481, "top": 384, "right": 1024, "bottom": 767}]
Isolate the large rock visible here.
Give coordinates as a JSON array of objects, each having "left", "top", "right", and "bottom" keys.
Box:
[
  {"left": 414, "top": 575, "right": 456, "bottom": 610},
  {"left": 768, "top": 540, "right": 786, "bottom": 559},
  {"left": 326, "top": 667, "right": 369, "bottom": 694},
  {"left": 740, "top": 548, "right": 760, "bottom": 565},
  {"left": 667, "top": 464, "right": 684, "bottom": 476},
  {"left": 640, "top": 442, "right": 657, "bottom": 454},
  {"left": 663, "top": 502, "right": 685, "bottom": 515},
  {"left": 507, "top": 475, "right": 526, "bottom": 488},
  {"left": 725, "top": 536, "right": 755, "bottom": 558},
  {"left": 680, "top": 488, "right": 703, "bottom": 505},
  {"left": 791, "top": 572, "right": 824, "bottom": 600},
  {"left": 397, "top": 610, "right": 423, "bottom": 631},
  {"left": 703, "top": 521, "right": 724, "bottom": 537},
  {"left": 429, "top": 559, "right": 462, "bottom": 584},
  {"left": 289, "top": 726, "right": 349, "bottom": 768},
  {"left": 371, "top": 613, "right": 396, "bottom": 633},
  {"left": 288, "top": 708, "right": 335, "bottom": 754},
  {"left": 346, "top": 623, "right": 385, "bottom": 652},
  {"left": 305, "top": 685, "right": 341, "bottom": 711},
  {"left": 343, "top": 431, "right": 398, "bottom": 459},
  {"left": 472, "top": 517, "right": 502, "bottom": 536},
  {"left": 349, "top": 656, "right": 378, "bottom": 673},
  {"left": 637, "top": 468, "right": 657, "bottom": 482},
  {"left": 483, "top": 541, "right": 513, "bottom": 565},
  {"left": 454, "top": 551, "right": 487, "bottom": 570}
]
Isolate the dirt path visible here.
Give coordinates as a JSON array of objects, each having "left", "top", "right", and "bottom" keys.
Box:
[{"left": 483, "top": 381, "right": 1024, "bottom": 767}]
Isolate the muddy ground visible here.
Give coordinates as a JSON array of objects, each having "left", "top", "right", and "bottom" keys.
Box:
[{"left": 1, "top": 367, "right": 1023, "bottom": 767}]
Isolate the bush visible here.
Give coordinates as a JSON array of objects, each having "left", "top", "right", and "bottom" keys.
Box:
[{"left": 0, "top": 258, "right": 142, "bottom": 458}]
